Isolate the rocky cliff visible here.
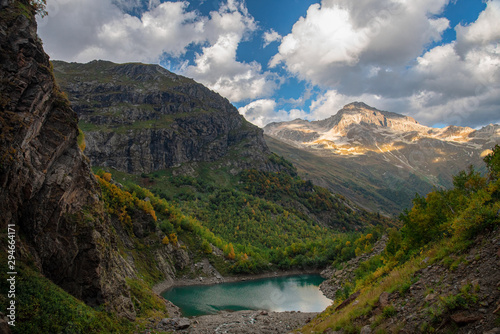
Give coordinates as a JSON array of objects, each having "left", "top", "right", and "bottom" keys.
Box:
[
  {"left": 0, "top": 0, "right": 135, "bottom": 319},
  {"left": 264, "top": 102, "right": 500, "bottom": 214},
  {"left": 52, "top": 60, "right": 281, "bottom": 175}
]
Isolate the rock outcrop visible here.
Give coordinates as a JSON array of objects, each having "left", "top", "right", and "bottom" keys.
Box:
[
  {"left": 0, "top": 0, "right": 134, "bottom": 319},
  {"left": 52, "top": 60, "right": 281, "bottom": 175}
]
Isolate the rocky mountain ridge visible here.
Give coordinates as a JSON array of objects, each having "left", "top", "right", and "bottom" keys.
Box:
[
  {"left": 264, "top": 102, "right": 500, "bottom": 214},
  {"left": 53, "top": 60, "right": 282, "bottom": 176},
  {"left": 0, "top": 2, "right": 230, "bottom": 327},
  {"left": 265, "top": 102, "right": 498, "bottom": 156}
]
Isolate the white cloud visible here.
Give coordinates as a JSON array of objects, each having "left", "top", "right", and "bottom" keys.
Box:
[
  {"left": 183, "top": 34, "right": 278, "bottom": 102},
  {"left": 455, "top": 0, "right": 500, "bottom": 55},
  {"left": 238, "top": 99, "right": 307, "bottom": 127},
  {"left": 37, "top": 0, "right": 500, "bottom": 128},
  {"left": 38, "top": 0, "right": 278, "bottom": 102},
  {"left": 263, "top": 29, "right": 282, "bottom": 47},
  {"left": 182, "top": 0, "right": 279, "bottom": 102},
  {"left": 38, "top": 0, "right": 205, "bottom": 63},
  {"left": 270, "top": 0, "right": 450, "bottom": 87},
  {"left": 262, "top": 0, "right": 500, "bottom": 128},
  {"left": 269, "top": 4, "right": 361, "bottom": 73}
]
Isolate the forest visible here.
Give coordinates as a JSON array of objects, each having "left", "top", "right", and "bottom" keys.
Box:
[{"left": 93, "top": 161, "right": 391, "bottom": 275}]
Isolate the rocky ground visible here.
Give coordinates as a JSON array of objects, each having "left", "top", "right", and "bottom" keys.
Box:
[
  {"left": 146, "top": 310, "right": 317, "bottom": 334},
  {"left": 320, "top": 235, "right": 388, "bottom": 300}
]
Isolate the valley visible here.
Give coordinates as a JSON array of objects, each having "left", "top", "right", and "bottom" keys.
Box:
[{"left": 265, "top": 102, "right": 500, "bottom": 215}]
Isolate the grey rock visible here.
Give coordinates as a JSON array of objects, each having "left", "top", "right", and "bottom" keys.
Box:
[
  {"left": 425, "top": 293, "right": 437, "bottom": 302},
  {"left": 360, "top": 325, "right": 372, "bottom": 334},
  {"left": 379, "top": 291, "right": 390, "bottom": 308},
  {"left": 53, "top": 60, "right": 286, "bottom": 176},
  {"left": 483, "top": 328, "right": 500, "bottom": 334},
  {"left": 172, "top": 317, "right": 191, "bottom": 330}
]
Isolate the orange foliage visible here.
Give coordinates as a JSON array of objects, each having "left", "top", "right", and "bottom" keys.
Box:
[{"left": 169, "top": 233, "right": 178, "bottom": 246}]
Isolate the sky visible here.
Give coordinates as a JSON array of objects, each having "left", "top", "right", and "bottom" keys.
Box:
[{"left": 37, "top": 0, "right": 500, "bottom": 129}]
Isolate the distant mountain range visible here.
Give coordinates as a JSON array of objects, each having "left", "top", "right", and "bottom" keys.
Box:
[{"left": 264, "top": 102, "right": 500, "bottom": 214}]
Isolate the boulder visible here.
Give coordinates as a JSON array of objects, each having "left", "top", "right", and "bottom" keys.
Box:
[
  {"left": 172, "top": 317, "right": 191, "bottom": 330},
  {"left": 450, "top": 312, "right": 482, "bottom": 325}
]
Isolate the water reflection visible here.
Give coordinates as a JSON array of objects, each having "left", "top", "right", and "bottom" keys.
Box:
[{"left": 162, "top": 274, "right": 332, "bottom": 317}]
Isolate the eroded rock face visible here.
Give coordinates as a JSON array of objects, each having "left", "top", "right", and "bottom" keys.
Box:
[
  {"left": 53, "top": 60, "right": 280, "bottom": 174},
  {"left": 0, "top": 0, "right": 134, "bottom": 319}
]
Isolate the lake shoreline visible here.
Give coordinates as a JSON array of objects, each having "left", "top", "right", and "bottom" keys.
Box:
[{"left": 152, "top": 269, "right": 323, "bottom": 295}]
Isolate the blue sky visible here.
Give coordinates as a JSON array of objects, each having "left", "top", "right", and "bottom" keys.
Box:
[{"left": 38, "top": 0, "right": 500, "bottom": 128}]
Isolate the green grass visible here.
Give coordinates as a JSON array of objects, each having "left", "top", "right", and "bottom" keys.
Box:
[
  {"left": 0, "top": 258, "right": 135, "bottom": 334},
  {"left": 126, "top": 279, "right": 168, "bottom": 318}
]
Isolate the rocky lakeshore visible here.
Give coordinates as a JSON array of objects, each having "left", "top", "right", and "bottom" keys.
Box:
[
  {"left": 148, "top": 310, "right": 318, "bottom": 334},
  {"left": 146, "top": 269, "right": 329, "bottom": 333}
]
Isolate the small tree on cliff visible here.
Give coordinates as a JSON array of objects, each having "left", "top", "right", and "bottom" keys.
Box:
[{"left": 30, "top": 0, "right": 47, "bottom": 17}]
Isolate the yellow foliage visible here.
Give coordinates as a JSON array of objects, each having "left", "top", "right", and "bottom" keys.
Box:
[
  {"left": 77, "top": 128, "right": 86, "bottom": 152},
  {"left": 95, "top": 173, "right": 158, "bottom": 223},
  {"left": 227, "top": 243, "right": 235, "bottom": 260},
  {"left": 162, "top": 236, "right": 169, "bottom": 245},
  {"left": 169, "top": 233, "right": 178, "bottom": 246},
  {"left": 355, "top": 247, "right": 362, "bottom": 257}
]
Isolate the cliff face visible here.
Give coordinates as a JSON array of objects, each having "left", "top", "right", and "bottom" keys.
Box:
[
  {"left": 53, "top": 60, "right": 279, "bottom": 175},
  {"left": 0, "top": 0, "right": 134, "bottom": 319}
]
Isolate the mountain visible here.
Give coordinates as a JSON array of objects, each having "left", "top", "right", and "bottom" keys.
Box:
[
  {"left": 52, "top": 60, "right": 281, "bottom": 175},
  {"left": 0, "top": 0, "right": 134, "bottom": 319},
  {"left": 264, "top": 102, "right": 500, "bottom": 214},
  {"left": 52, "top": 60, "right": 393, "bottom": 232}
]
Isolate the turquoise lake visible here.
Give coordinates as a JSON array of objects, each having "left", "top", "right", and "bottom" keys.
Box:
[{"left": 161, "top": 274, "right": 332, "bottom": 317}]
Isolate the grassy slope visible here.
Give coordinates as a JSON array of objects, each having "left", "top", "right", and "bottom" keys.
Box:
[
  {"left": 301, "top": 146, "right": 500, "bottom": 333},
  {"left": 94, "top": 162, "right": 392, "bottom": 273},
  {"left": 265, "top": 135, "right": 437, "bottom": 215}
]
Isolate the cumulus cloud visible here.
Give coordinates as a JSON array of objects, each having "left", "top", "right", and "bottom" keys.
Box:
[
  {"left": 182, "top": 0, "right": 279, "bottom": 102},
  {"left": 455, "top": 1, "right": 500, "bottom": 56},
  {"left": 183, "top": 34, "right": 279, "bottom": 102},
  {"left": 37, "top": 0, "right": 500, "bottom": 128},
  {"left": 270, "top": 0, "right": 450, "bottom": 87},
  {"left": 38, "top": 0, "right": 205, "bottom": 63},
  {"left": 38, "top": 0, "right": 279, "bottom": 102},
  {"left": 401, "top": 1, "right": 500, "bottom": 127},
  {"left": 263, "top": 29, "right": 282, "bottom": 47},
  {"left": 238, "top": 99, "right": 307, "bottom": 127},
  {"left": 263, "top": 0, "right": 500, "bottom": 128}
]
